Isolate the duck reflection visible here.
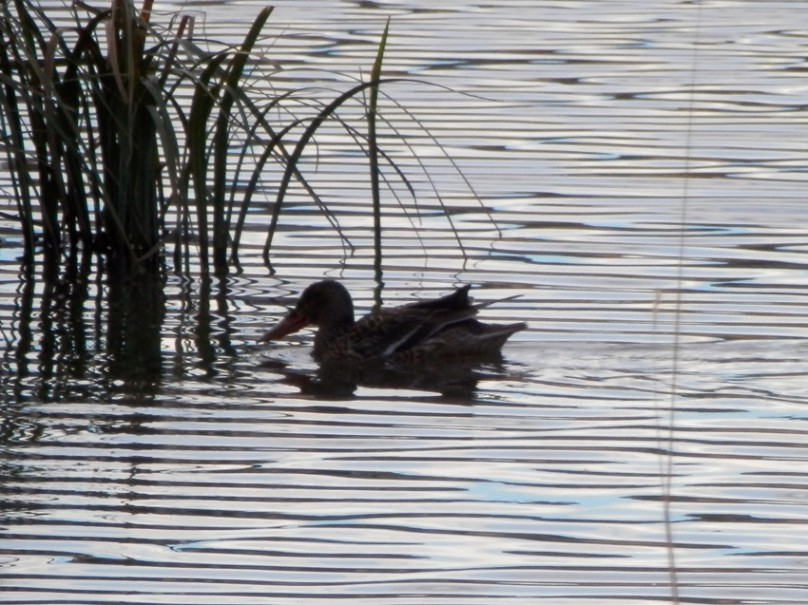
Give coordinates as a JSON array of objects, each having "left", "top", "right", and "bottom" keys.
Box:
[{"left": 259, "top": 354, "right": 515, "bottom": 401}]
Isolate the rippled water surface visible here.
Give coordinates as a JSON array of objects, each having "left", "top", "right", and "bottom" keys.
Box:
[{"left": 2, "top": 1, "right": 808, "bottom": 603}]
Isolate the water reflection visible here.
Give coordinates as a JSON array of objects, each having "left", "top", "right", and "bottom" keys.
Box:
[
  {"left": 2, "top": 0, "right": 808, "bottom": 603},
  {"left": 2, "top": 257, "right": 203, "bottom": 403},
  {"left": 4, "top": 265, "right": 152, "bottom": 401},
  {"left": 259, "top": 354, "right": 519, "bottom": 400},
  {"left": 178, "top": 274, "right": 239, "bottom": 377}
]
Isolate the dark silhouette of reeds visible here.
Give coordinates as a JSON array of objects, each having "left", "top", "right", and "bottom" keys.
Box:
[
  {"left": 0, "top": 1, "right": 486, "bottom": 393},
  {"left": 0, "top": 1, "right": 433, "bottom": 279}
]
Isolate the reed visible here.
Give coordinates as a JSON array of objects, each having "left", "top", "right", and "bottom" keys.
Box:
[
  {"left": 0, "top": 0, "right": 292, "bottom": 276},
  {"left": 0, "top": 0, "right": 164, "bottom": 272},
  {"left": 0, "top": 0, "right": 476, "bottom": 280}
]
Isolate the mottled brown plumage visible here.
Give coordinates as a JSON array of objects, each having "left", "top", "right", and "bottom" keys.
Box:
[{"left": 259, "top": 280, "right": 526, "bottom": 363}]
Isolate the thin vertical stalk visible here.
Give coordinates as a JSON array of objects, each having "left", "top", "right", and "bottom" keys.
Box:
[
  {"left": 368, "top": 19, "right": 389, "bottom": 285},
  {"left": 0, "top": 34, "right": 36, "bottom": 261},
  {"left": 209, "top": 6, "right": 273, "bottom": 275}
]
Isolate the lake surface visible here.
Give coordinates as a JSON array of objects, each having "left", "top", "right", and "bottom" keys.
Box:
[{"left": 2, "top": 1, "right": 808, "bottom": 603}]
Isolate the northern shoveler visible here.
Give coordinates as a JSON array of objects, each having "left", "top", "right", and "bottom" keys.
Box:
[{"left": 259, "top": 280, "right": 526, "bottom": 363}]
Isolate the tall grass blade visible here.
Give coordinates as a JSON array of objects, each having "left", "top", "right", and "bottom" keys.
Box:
[
  {"left": 187, "top": 53, "right": 229, "bottom": 274},
  {"left": 210, "top": 6, "right": 273, "bottom": 274},
  {"left": 261, "top": 78, "right": 400, "bottom": 270},
  {"left": 368, "top": 19, "right": 388, "bottom": 285},
  {"left": 0, "top": 27, "right": 36, "bottom": 260}
]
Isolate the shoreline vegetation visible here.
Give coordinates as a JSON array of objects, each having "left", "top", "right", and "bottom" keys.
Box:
[
  {"left": 0, "top": 0, "right": 484, "bottom": 393},
  {"left": 0, "top": 0, "right": 475, "bottom": 282}
]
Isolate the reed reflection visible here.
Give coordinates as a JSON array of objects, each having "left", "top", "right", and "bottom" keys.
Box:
[{"left": 1, "top": 255, "right": 169, "bottom": 403}]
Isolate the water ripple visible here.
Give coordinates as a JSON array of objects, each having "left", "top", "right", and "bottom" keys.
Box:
[{"left": 3, "top": 0, "right": 808, "bottom": 603}]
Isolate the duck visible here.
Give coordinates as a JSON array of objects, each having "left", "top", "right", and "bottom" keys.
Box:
[{"left": 259, "top": 280, "right": 526, "bottom": 364}]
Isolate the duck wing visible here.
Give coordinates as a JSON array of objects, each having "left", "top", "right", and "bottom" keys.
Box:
[
  {"left": 349, "top": 286, "right": 484, "bottom": 359},
  {"left": 348, "top": 285, "right": 525, "bottom": 361},
  {"left": 350, "top": 305, "right": 478, "bottom": 359}
]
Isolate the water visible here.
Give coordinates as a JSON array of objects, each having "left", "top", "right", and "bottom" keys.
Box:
[{"left": 2, "top": 1, "right": 808, "bottom": 603}]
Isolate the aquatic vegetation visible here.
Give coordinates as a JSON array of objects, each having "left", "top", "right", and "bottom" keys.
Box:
[{"left": 0, "top": 1, "right": 469, "bottom": 279}]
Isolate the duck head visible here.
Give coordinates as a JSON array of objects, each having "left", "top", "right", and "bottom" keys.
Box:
[{"left": 259, "top": 280, "right": 355, "bottom": 342}]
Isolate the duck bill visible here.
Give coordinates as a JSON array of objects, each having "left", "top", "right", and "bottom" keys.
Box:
[{"left": 259, "top": 311, "right": 310, "bottom": 343}]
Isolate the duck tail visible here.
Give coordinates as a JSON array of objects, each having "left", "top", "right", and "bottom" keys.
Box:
[{"left": 408, "top": 284, "right": 472, "bottom": 311}]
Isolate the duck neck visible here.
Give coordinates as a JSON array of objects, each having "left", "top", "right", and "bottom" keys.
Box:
[{"left": 312, "top": 311, "right": 354, "bottom": 359}]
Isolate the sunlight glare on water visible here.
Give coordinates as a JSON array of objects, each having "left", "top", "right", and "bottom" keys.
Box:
[{"left": 2, "top": 1, "right": 808, "bottom": 604}]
